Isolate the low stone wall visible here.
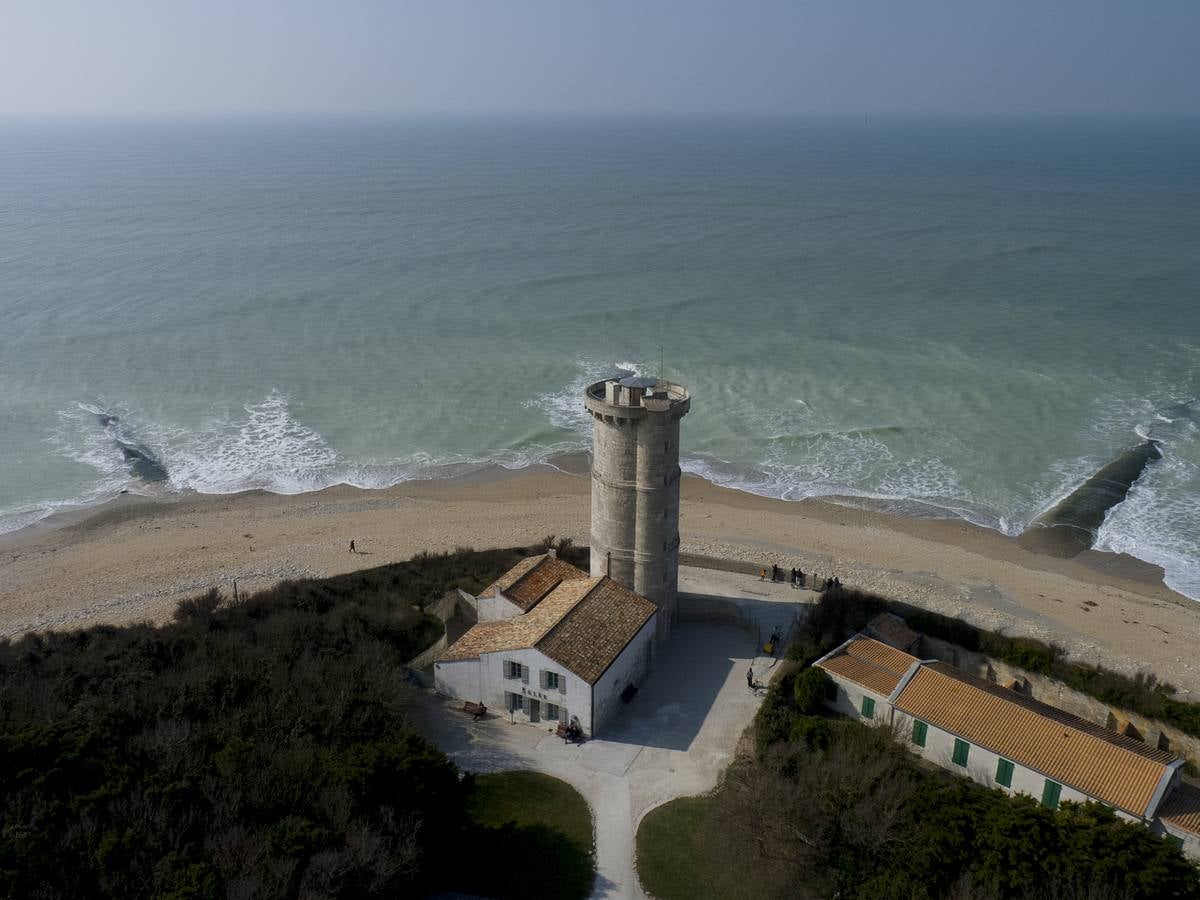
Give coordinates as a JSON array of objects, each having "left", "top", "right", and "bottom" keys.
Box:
[
  {"left": 426, "top": 590, "right": 462, "bottom": 624},
  {"left": 679, "top": 552, "right": 762, "bottom": 577},
  {"left": 921, "top": 634, "right": 1200, "bottom": 767},
  {"left": 454, "top": 588, "right": 478, "bottom": 624},
  {"left": 406, "top": 633, "right": 448, "bottom": 672}
]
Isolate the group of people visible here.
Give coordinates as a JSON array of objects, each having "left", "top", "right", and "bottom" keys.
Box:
[
  {"left": 762, "top": 563, "right": 798, "bottom": 584},
  {"left": 759, "top": 564, "right": 843, "bottom": 592},
  {"left": 761, "top": 563, "right": 808, "bottom": 587}
]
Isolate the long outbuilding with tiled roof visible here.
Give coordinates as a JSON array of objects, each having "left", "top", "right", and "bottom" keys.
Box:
[
  {"left": 891, "top": 661, "right": 1181, "bottom": 820},
  {"left": 434, "top": 555, "right": 658, "bottom": 737},
  {"left": 1156, "top": 782, "right": 1200, "bottom": 858},
  {"left": 815, "top": 630, "right": 1196, "bottom": 860}
]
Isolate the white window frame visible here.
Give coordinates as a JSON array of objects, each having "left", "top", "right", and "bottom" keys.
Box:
[
  {"left": 508, "top": 692, "right": 524, "bottom": 712},
  {"left": 545, "top": 702, "right": 560, "bottom": 721},
  {"left": 545, "top": 670, "right": 561, "bottom": 690},
  {"left": 506, "top": 660, "right": 523, "bottom": 680}
]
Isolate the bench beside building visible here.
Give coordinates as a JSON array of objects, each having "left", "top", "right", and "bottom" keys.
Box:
[
  {"left": 434, "top": 554, "right": 657, "bottom": 737},
  {"left": 815, "top": 635, "right": 1200, "bottom": 859}
]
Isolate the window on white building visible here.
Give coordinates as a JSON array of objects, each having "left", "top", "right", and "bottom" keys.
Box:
[
  {"left": 1041, "top": 779, "right": 1062, "bottom": 810},
  {"left": 506, "top": 660, "right": 524, "bottom": 680},
  {"left": 546, "top": 703, "right": 560, "bottom": 721},
  {"left": 952, "top": 738, "right": 970, "bottom": 767},
  {"left": 507, "top": 692, "right": 524, "bottom": 712},
  {"left": 544, "top": 670, "right": 561, "bottom": 690}
]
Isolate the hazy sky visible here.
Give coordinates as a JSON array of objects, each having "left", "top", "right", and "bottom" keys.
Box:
[{"left": 3, "top": 1, "right": 1198, "bottom": 117}]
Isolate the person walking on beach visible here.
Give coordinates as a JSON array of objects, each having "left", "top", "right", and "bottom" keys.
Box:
[{"left": 349, "top": 540, "right": 356, "bottom": 554}]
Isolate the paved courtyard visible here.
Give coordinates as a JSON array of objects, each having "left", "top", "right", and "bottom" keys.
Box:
[{"left": 422, "top": 570, "right": 812, "bottom": 898}]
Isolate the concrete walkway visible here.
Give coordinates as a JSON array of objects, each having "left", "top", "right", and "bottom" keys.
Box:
[{"left": 422, "top": 570, "right": 812, "bottom": 898}]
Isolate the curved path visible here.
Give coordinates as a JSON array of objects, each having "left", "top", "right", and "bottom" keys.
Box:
[{"left": 421, "top": 593, "right": 800, "bottom": 898}]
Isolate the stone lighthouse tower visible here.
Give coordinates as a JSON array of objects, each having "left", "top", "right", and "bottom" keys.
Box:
[{"left": 584, "top": 375, "right": 690, "bottom": 641}]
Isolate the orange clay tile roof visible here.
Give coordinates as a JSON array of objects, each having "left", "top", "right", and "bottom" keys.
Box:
[
  {"left": 537, "top": 578, "right": 656, "bottom": 684},
  {"left": 816, "top": 637, "right": 920, "bottom": 697},
  {"left": 894, "top": 662, "right": 1177, "bottom": 817},
  {"left": 438, "top": 575, "right": 656, "bottom": 684},
  {"left": 1158, "top": 782, "right": 1200, "bottom": 836},
  {"left": 477, "top": 554, "right": 591, "bottom": 611},
  {"left": 438, "top": 578, "right": 596, "bottom": 662},
  {"left": 477, "top": 554, "right": 542, "bottom": 597}
]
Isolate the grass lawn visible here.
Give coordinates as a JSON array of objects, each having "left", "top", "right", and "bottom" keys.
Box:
[
  {"left": 636, "top": 793, "right": 760, "bottom": 900},
  {"left": 460, "top": 771, "right": 595, "bottom": 900},
  {"left": 468, "top": 771, "right": 594, "bottom": 853}
]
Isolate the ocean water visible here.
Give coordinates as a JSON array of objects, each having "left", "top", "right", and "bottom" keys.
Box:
[{"left": 2, "top": 117, "right": 1198, "bottom": 596}]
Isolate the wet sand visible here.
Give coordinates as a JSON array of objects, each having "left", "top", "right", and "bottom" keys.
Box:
[{"left": 2, "top": 463, "right": 1198, "bottom": 696}]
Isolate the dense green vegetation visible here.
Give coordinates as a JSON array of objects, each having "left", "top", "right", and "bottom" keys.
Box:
[
  {"left": 791, "top": 586, "right": 1200, "bottom": 741},
  {"left": 641, "top": 663, "right": 1198, "bottom": 899},
  {"left": 459, "top": 772, "right": 595, "bottom": 900},
  {"left": 0, "top": 541, "right": 592, "bottom": 899},
  {"left": 739, "top": 667, "right": 1200, "bottom": 899}
]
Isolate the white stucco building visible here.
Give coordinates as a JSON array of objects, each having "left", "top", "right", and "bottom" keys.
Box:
[
  {"left": 434, "top": 553, "right": 657, "bottom": 737},
  {"left": 815, "top": 635, "right": 1200, "bottom": 859}
]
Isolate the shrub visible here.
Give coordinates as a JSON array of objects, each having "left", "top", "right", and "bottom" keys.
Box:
[
  {"left": 754, "top": 676, "right": 798, "bottom": 755},
  {"left": 788, "top": 715, "right": 832, "bottom": 750},
  {"left": 792, "top": 666, "right": 832, "bottom": 715}
]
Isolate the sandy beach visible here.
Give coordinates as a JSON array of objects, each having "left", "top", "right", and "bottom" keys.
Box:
[{"left": 2, "top": 463, "right": 1198, "bottom": 696}]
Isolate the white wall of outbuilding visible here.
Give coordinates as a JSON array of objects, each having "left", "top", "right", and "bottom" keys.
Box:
[
  {"left": 889, "top": 708, "right": 1127, "bottom": 819},
  {"left": 823, "top": 675, "right": 890, "bottom": 726},
  {"left": 476, "top": 591, "right": 523, "bottom": 621}
]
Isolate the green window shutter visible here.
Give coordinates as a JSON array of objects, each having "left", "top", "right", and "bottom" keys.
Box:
[
  {"left": 1041, "top": 779, "right": 1062, "bottom": 810},
  {"left": 952, "top": 738, "right": 969, "bottom": 767},
  {"left": 912, "top": 720, "right": 928, "bottom": 747},
  {"left": 996, "top": 758, "right": 1014, "bottom": 787},
  {"left": 861, "top": 696, "right": 875, "bottom": 718}
]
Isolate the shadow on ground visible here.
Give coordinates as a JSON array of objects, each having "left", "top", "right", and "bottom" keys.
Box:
[{"left": 602, "top": 621, "right": 759, "bottom": 753}]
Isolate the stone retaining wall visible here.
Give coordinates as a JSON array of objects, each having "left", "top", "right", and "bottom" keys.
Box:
[{"left": 406, "top": 633, "right": 448, "bottom": 672}]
